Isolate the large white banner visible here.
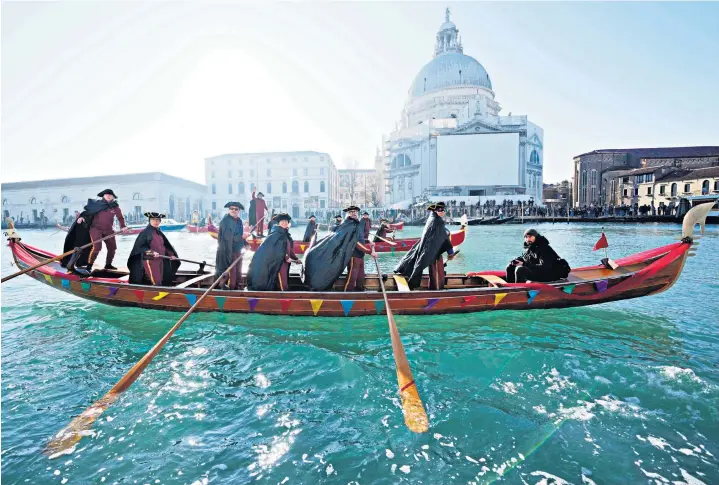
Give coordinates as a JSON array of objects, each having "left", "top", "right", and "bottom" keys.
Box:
[{"left": 436, "top": 132, "right": 520, "bottom": 186}]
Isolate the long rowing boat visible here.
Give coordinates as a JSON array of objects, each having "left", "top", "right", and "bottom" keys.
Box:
[
  {"left": 5, "top": 203, "right": 712, "bottom": 317},
  {"left": 207, "top": 222, "right": 467, "bottom": 254}
]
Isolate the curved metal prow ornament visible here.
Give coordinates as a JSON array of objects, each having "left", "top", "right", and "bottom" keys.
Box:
[{"left": 681, "top": 202, "right": 714, "bottom": 240}]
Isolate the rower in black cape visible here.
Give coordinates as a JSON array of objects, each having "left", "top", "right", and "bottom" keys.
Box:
[
  {"left": 303, "top": 214, "right": 317, "bottom": 243},
  {"left": 127, "top": 212, "right": 181, "bottom": 286},
  {"left": 61, "top": 190, "right": 128, "bottom": 275},
  {"left": 215, "top": 201, "right": 250, "bottom": 290},
  {"left": 303, "top": 206, "right": 375, "bottom": 291},
  {"left": 246, "top": 213, "right": 300, "bottom": 291},
  {"left": 394, "top": 202, "right": 458, "bottom": 290}
]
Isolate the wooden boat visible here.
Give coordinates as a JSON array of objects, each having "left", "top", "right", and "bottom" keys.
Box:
[
  {"left": 208, "top": 222, "right": 466, "bottom": 254},
  {"left": 371, "top": 221, "right": 404, "bottom": 231},
  {"left": 5, "top": 203, "right": 712, "bottom": 317},
  {"left": 186, "top": 216, "right": 212, "bottom": 233}
]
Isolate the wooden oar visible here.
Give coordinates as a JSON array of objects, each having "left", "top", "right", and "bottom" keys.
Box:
[
  {"left": 1, "top": 229, "right": 125, "bottom": 284},
  {"left": 153, "top": 254, "right": 215, "bottom": 268},
  {"left": 374, "top": 235, "right": 398, "bottom": 246},
  {"left": 373, "top": 258, "right": 429, "bottom": 433},
  {"left": 44, "top": 251, "right": 245, "bottom": 458}
]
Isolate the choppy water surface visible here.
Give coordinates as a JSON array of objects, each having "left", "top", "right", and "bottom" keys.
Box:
[{"left": 2, "top": 223, "right": 718, "bottom": 484}]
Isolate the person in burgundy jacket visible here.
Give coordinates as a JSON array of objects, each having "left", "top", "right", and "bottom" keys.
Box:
[
  {"left": 251, "top": 189, "right": 268, "bottom": 237},
  {"left": 127, "top": 212, "right": 181, "bottom": 285},
  {"left": 360, "top": 211, "right": 372, "bottom": 243},
  {"left": 74, "top": 189, "right": 128, "bottom": 270}
]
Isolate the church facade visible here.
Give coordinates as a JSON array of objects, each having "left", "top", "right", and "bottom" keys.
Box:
[{"left": 381, "top": 9, "right": 544, "bottom": 206}]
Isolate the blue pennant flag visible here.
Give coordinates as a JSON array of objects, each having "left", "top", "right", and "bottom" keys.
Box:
[
  {"left": 61, "top": 279, "right": 71, "bottom": 289},
  {"left": 373, "top": 300, "right": 385, "bottom": 315},
  {"left": 215, "top": 296, "right": 226, "bottom": 310},
  {"left": 185, "top": 294, "right": 197, "bottom": 306},
  {"left": 81, "top": 282, "right": 92, "bottom": 292},
  {"left": 562, "top": 284, "right": 576, "bottom": 294},
  {"left": 527, "top": 290, "right": 540, "bottom": 305},
  {"left": 340, "top": 300, "right": 354, "bottom": 316}
]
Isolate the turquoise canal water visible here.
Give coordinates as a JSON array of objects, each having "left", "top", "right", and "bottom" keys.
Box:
[{"left": 2, "top": 223, "right": 718, "bottom": 484}]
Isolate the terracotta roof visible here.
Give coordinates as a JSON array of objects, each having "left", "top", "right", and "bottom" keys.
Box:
[{"left": 576, "top": 146, "right": 719, "bottom": 159}]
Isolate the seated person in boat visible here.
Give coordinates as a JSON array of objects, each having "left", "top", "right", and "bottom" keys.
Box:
[
  {"left": 394, "top": 202, "right": 458, "bottom": 290},
  {"left": 330, "top": 214, "right": 343, "bottom": 232},
  {"left": 215, "top": 201, "right": 250, "bottom": 290},
  {"left": 61, "top": 188, "right": 129, "bottom": 273},
  {"left": 303, "top": 214, "right": 317, "bottom": 243},
  {"left": 304, "top": 205, "right": 377, "bottom": 291},
  {"left": 127, "top": 212, "right": 181, "bottom": 286},
  {"left": 360, "top": 211, "right": 371, "bottom": 243},
  {"left": 505, "top": 229, "right": 570, "bottom": 283},
  {"left": 373, "top": 219, "right": 395, "bottom": 243},
  {"left": 247, "top": 213, "right": 300, "bottom": 291}
]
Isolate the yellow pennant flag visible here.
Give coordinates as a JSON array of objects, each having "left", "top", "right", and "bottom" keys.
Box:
[
  {"left": 300, "top": 244, "right": 306, "bottom": 252},
  {"left": 310, "top": 299, "right": 323, "bottom": 316},
  {"left": 153, "top": 292, "right": 170, "bottom": 301},
  {"left": 494, "top": 293, "right": 508, "bottom": 306},
  {"left": 44, "top": 274, "right": 54, "bottom": 285}
]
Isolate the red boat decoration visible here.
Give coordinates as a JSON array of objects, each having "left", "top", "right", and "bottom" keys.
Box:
[{"left": 4, "top": 203, "right": 712, "bottom": 317}]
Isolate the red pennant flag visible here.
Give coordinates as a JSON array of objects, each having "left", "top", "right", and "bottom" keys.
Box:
[
  {"left": 593, "top": 232, "right": 608, "bottom": 251},
  {"left": 280, "top": 299, "right": 292, "bottom": 313}
]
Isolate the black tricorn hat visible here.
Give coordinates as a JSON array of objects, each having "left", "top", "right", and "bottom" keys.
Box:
[
  {"left": 362, "top": 211, "right": 369, "bottom": 215},
  {"left": 334, "top": 214, "right": 343, "bottom": 219},
  {"left": 343, "top": 205, "right": 360, "bottom": 212},
  {"left": 276, "top": 213, "right": 292, "bottom": 222},
  {"left": 144, "top": 212, "right": 166, "bottom": 219},
  {"left": 309, "top": 214, "right": 316, "bottom": 218},
  {"left": 98, "top": 189, "right": 117, "bottom": 198},
  {"left": 380, "top": 218, "right": 389, "bottom": 223},
  {"left": 224, "top": 201, "right": 245, "bottom": 210},
  {"left": 427, "top": 201, "right": 446, "bottom": 211},
  {"left": 257, "top": 192, "right": 265, "bottom": 197}
]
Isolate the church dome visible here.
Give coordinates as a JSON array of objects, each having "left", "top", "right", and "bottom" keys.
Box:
[
  {"left": 409, "top": 52, "right": 492, "bottom": 99},
  {"left": 407, "top": 9, "right": 493, "bottom": 100}
]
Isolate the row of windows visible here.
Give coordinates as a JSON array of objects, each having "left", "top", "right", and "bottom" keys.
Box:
[
  {"left": 211, "top": 168, "right": 325, "bottom": 179},
  {"left": 210, "top": 156, "right": 326, "bottom": 166},
  {"left": 620, "top": 180, "right": 719, "bottom": 198},
  {"left": 2, "top": 192, "right": 145, "bottom": 206},
  {"left": 212, "top": 181, "right": 326, "bottom": 195},
  {"left": 211, "top": 199, "right": 328, "bottom": 210}
]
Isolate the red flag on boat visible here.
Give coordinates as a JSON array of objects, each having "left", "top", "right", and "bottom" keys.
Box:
[{"left": 593, "top": 232, "right": 608, "bottom": 251}]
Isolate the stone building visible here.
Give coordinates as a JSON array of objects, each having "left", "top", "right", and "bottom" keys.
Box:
[{"left": 573, "top": 146, "right": 719, "bottom": 207}]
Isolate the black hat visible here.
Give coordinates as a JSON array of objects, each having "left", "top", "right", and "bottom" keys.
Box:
[
  {"left": 427, "top": 201, "right": 446, "bottom": 211},
  {"left": 257, "top": 192, "right": 265, "bottom": 197},
  {"left": 309, "top": 214, "right": 316, "bottom": 219},
  {"left": 335, "top": 214, "right": 343, "bottom": 219},
  {"left": 380, "top": 218, "right": 389, "bottom": 223},
  {"left": 98, "top": 189, "right": 118, "bottom": 198},
  {"left": 276, "top": 213, "right": 292, "bottom": 222},
  {"left": 362, "top": 211, "right": 369, "bottom": 216},
  {"left": 224, "top": 201, "right": 245, "bottom": 210},
  {"left": 524, "top": 228, "right": 539, "bottom": 237},
  {"left": 144, "top": 212, "right": 166, "bottom": 219},
  {"left": 343, "top": 205, "right": 360, "bottom": 212}
]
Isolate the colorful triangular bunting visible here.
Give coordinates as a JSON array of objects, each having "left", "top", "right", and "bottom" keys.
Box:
[
  {"left": 494, "top": 293, "right": 508, "bottom": 306},
  {"left": 281, "top": 299, "right": 292, "bottom": 313},
  {"left": 390, "top": 247, "right": 395, "bottom": 255},
  {"left": 373, "top": 300, "right": 385, "bottom": 315},
  {"left": 61, "top": 279, "right": 71, "bottom": 289},
  {"left": 81, "top": 282, "right": 92, "bottom": 292},
  {"left": 185, "top": 294, "right": 197, "bottom": 306},
  {"left": 562, "top": 284, "right": 576, "bottom": 294},
  {"left": 108, "top": 287, "right": 119, "bottom": 297},
  {"left": 340, "top": 300, "right": 354, "bottom": 316},
  {"left": 300, "top": 244, "right": 306, "bottom": 252},
  {"left": 595, "top": 280, "right": 608, "bottom": 293},
  {"left": 424, "top": 298, "right": 439, "bottom": 310},
  {"left": 134, "top": 290, "right": 145, "bottom": 302},
  {"left": 153, "top": 291, "right": 169, "bottom": 301},
  {"left": 461, "top": 295, "right": 477, "bottom": 307},
  {"left": 43, "top": 274, "right": 54, "bottom": 285},
  {"left": 527, "top": 290, "right": 540, "bottom": 304},
  {"left": 215, "top": 296, "right": 226, "bottom": 310},
  {"left": 248, "top": 298, "right": 259, "bottom": 312},
  {"left": 310, "top": 299, "right": 323, "bottom": 316}
]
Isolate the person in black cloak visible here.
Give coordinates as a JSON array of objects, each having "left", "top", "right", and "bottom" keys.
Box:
[
  {"left": 248, "top": 196, "right": 257, "bottom": 231},
  {"left": 505, "top": 228, "right": 569, "bottom": 283},
  {"left": 247, "top": 213, "right": 300, "bottom": 291},
  {"left": 215, "top": 201, "right": 249, "bottom": 290},
  {"left": 330, "top": 214, "right": 343, "bottom": 233},
  {"left": 303, "top": 214, "right": 317, "bottom": 242},
  {"left": 127, "top": 212, "right": 181, "bottom": 285},
  {"left": 61, "top": 190, "right": 128, "bottom": 274},
  {"left": 394, "top": 202, "right": 458, "bottom": 290},
  {"left": 303, "top": 206, "right": 376, "bottom": 291}
]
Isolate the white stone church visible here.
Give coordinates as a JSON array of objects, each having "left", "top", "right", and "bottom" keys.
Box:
[{"left": 382, "top": 9, "right": 544, "bottom": 206}]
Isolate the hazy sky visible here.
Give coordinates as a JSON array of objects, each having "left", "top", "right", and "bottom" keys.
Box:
[{"left": 2, "top": 2, "right": 717, "bottom": 185}]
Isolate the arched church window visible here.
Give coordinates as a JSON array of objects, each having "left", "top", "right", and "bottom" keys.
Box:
[
  {"left": 320, "top": 181, "right": 326, "bottom": 193},
  {"left": 702, "top": 180, "right": 710, "bottom": 194},
  {"left": 29, "top": 197, "right": 37, "bottom": 204},
  {"left": 133, "top": 192, "right": 142, "bottom": 200},
  {"left": 671, "top": 183, "right": 677, "bottom": 197},
  {"left": 292, "top": 181, "right": 299, "bottom": 193},
  {"left": 61, "top": 196, "right": 70, "bottom": 203},
  {"left": 530, "top": 150, "right": 540, "bottom": 164}
]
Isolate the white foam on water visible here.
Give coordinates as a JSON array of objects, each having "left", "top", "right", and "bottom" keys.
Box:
[
  {"left": 325, "top": 464, "right": 334, "bottom": 476},
  {"left": 533, "top": 405, "right": 547, "bottom": 414},
  {"left": 501, "top": 382, "right": 519, "bottom": 395},
  {"left": 465, "top": 455, "right": 479, "bottom": 464},
  {"left": 593, "top": 376, "right": 612, "bottom": 385},
  {"left": 54, "top": 470, "right": 61, "bottom": 476},
  {"left": 659, "top": 366, "right": 702, "bottom": 384},
  {"left": 647, "top": 435, "right": 670, "bottom": 450},
  {"left": 390, "top": 464, "right": 397, "bottom": 474},
  {"left": 399, "top": 465, "right": 411, "bottom": 474},
  {"left": 385, "top": 449, "right": 394, "bottom": 459},
  {"left": 678, "top": 468, "right": 708, "bottom": 485},
  {"left": 678, "top": 448, "right": 694, "bottom": 455},
  {"left": 530, "top": 470, "right": 571, "bottom": 484},
  {"left": 254, "top": 373, "right": 271, "bottom": 389}
]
